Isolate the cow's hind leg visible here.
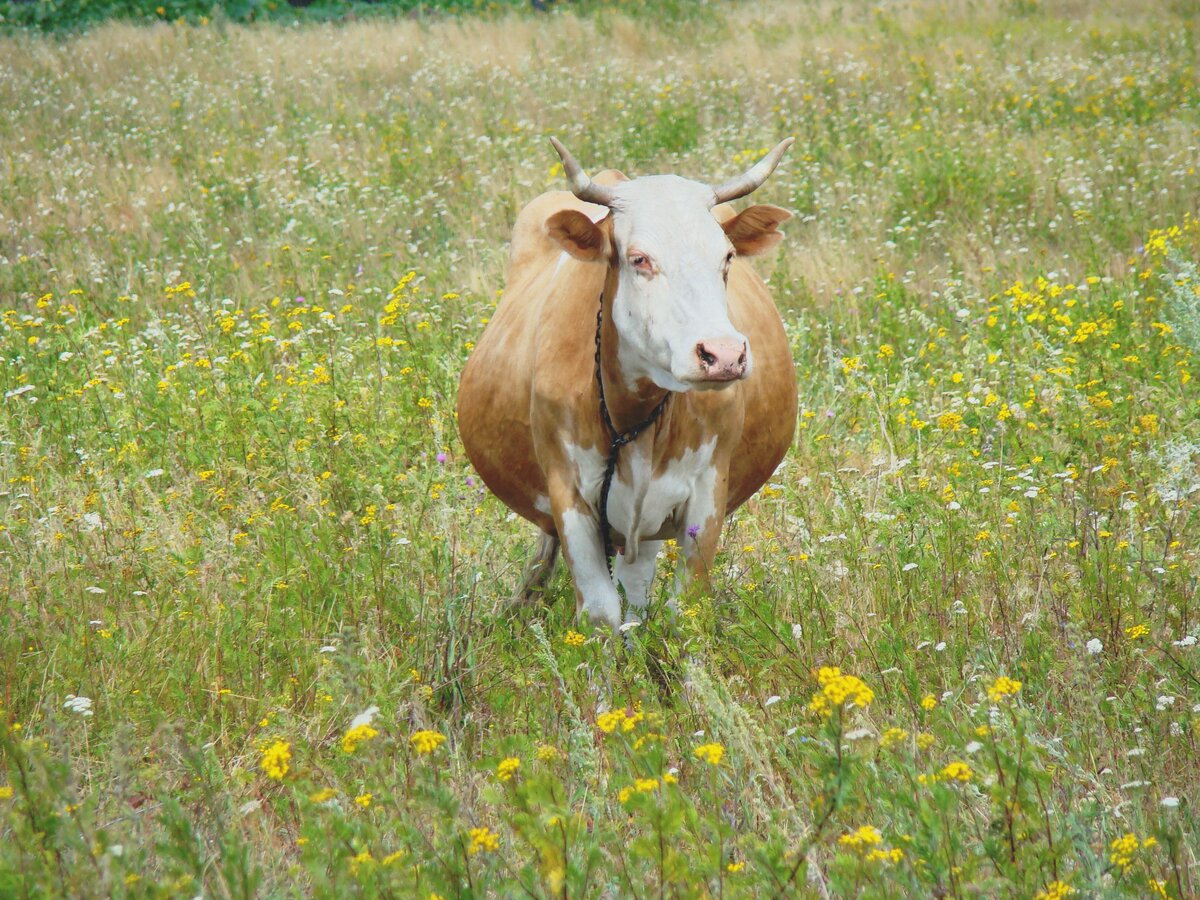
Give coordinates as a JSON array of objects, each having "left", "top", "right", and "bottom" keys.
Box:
[{"left": 515, "top": 530, "right": 560, "bottom": 603}]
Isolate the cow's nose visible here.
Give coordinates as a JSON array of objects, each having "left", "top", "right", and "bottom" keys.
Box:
[{"left": 695, "top": 338, "right": 748, "bottom": 380}]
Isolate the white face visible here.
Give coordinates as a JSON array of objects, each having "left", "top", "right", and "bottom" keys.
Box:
[{"left": 606, "top": 175, "right": 751, "bottom": 392}]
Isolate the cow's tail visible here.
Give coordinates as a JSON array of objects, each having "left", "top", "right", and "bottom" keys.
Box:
[{"left": 515, "top": 530, "right": 560, "bottom": 604}]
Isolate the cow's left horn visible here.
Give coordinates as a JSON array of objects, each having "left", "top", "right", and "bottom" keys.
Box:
[
  {"left": 550, "top": 137, "right": 617, "bottom": 207},
  {"left": 710, "top": 137, "right": 795, "bottom": 205}
]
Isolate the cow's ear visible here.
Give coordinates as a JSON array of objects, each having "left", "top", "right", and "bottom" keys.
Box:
[
  {"left": 722, "top": 204, "right": 792, "bottom": 256},
  {"left": 546, "top": 210, "right": 612, "bottom": 262}
]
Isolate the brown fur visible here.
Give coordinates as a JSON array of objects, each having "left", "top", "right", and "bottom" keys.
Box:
[{"left": 457, "top": 173, "right": 798, "bottom": 600}]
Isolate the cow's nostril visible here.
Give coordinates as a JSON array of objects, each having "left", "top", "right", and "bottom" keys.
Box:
[
  {"left": 738, "top": 346, "right": 747, "bottom": 366},
  {"left": 697, "top": 343, "right": 717, "bottom": 367}
]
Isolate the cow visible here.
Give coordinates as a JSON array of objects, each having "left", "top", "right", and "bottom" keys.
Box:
[{"left": 457, "top": 137, "right": 798, "bottom": 634}]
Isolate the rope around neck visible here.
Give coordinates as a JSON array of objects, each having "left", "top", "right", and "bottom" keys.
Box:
[{"left": 593, "top": 292, "right": 671, "bottom": 574}]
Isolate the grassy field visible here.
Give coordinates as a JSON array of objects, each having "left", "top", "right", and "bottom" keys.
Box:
[{"left": 2, "top": 0, "right": 1200, "bottom": 895}]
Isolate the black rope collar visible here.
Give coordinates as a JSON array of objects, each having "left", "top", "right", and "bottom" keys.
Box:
[{"left": 594, "top": 291, "right": 671, "bottom": 574}]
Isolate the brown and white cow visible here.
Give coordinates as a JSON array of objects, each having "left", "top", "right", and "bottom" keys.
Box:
[{"left": 458, "top": 138, "right": 798, "bottom": 633}]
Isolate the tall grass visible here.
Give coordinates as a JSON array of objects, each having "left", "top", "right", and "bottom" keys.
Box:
[{"left": 1, "top": 1, "right": 1198, "bottom": 894}]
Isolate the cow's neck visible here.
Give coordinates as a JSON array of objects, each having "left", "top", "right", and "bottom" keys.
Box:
[{"left": 597, "top": 268, "right": 672, "bottom": 439}]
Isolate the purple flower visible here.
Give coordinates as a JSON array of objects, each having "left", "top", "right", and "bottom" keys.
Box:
[
  {"left": 687, "top": 524, "right": 700, "bottom": 539},
  {"left": 436, "top": 452, "right": 447, "bottom": 464},
  {"left": 465, "top": 476, "right": 474, "bottom": 487},
  {"left": 295, "top": 295, "right": 305, "bottom": 304}
]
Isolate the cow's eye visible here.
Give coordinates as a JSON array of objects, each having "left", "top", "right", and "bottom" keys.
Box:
[{"left": 629, "top": 253, "right": 653, "bottom": 274}]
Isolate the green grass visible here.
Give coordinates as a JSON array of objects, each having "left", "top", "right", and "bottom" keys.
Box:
[{"left": 2, "top": 0, "right": 1199, "bottom": 895}]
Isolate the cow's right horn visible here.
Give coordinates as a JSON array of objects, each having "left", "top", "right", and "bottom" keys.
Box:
[
  {"left": 710, "top": 138, "right": 795, "bottom": 205},
  {"left": 550, "top": 137, "right": 618, "bottom": 207}
]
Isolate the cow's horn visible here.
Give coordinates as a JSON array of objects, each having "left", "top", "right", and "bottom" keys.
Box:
[
  {"left": 710, "top": 137, "right": 795, "bottom": 205},
  {"left": 550, "top": 137, "right": 618, "bottom": 207}
]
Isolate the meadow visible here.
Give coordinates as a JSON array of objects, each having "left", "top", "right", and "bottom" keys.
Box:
[{"left": 2, "top": 0, "right": 1199, "bottom": 895}]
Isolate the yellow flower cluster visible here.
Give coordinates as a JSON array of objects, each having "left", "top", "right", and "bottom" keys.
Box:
[
  {"left": 940, "top": 761, "right": 973, "bottom": 782},
  {"left": 919, "top": 760, "right": 973, "bottom": 785},
  {"left": 881, "top": 727, "right": 909, "bottom": 748},
  {"left": 260, "top": 740, "right": 291, "bottom": 780},
  {"left": 618, "top": 777, "right": 662, "bottom": 804},
  {"left": 467, "top": 827, "right": 500, "bottom": 855},
  {"left": 597, "top": 708, "right": 644, "bottom": 734},
  {"left": 808, "top": 667, "right": 875, "bottom": 716},
  {"left": 693, "top": 743, "right": 725, "bottom": 766},
  {"left": 410, "top": 730, "right": 447, "bottom": 754},
  {"left": 341, "top": 723, "right": 379, "bottom": 754},
  {"left": 838, "top": 825, "right": 882, "bottom": 849},
  {"left": 1125, "top": 624, "right": 1150, "bottom": 640},
  {"left": 1034, "top": 881, "right": 1076, "bottom": 900},
  {"left": 496, "top": 757, "right": 520, "bottom": 781},
  {"left": 1109, "top": 832, "right": 1155, "bottom": 873},
  {"left": 987, "top": 676, "right": 1022, "bottom": 703},
  {"left": 837, "top": 826, "right": 905, "bottom": 864},
  {"left": 563, "top": 630, "right": 586, "bottom": 647}
]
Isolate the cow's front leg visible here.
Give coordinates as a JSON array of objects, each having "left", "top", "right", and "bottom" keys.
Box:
[
  {"left": 549, "top": 482, "right": 623, "bottom": 633},
  {"left": 614, "top": 540, "right": 662, "bottom": 626}
]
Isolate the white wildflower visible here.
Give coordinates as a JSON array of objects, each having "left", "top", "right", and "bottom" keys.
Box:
[
  {"left": 64, "top": 695, "right": 93, "bottom": 716},
  {"left": 349, "top": 706, "right": 380, "bottom": 729}
]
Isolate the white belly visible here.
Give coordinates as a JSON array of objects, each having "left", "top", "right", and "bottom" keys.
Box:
[{"left": 565, "top": 437, "right": 718, "bottom": 552}]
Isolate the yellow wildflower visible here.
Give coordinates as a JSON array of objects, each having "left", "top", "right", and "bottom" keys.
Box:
[
  {"left": 838, "top": 825, "right": 883, "bottom": 849},
  {"left": 619, "top": 777, "right": 661, "bottom": 803},
  {"left": 1109, "top": 833, "right": 1139, "bottom": 872},
  {"left": 921, "top": 694, "right": 938, "bottom": 710},
  {"left": 410, "top": 730, "right": 447, "bottom": 754},
  {"left": 564, "top": 630, "right": 586, "bottom": 647},
  {"left": 342, "top": 723, "right": 379, "bottom": 754},
  {"left": 496, "top": 757, "right": 520, "bottom": 781},
  {"left": 694, "top": 743, "right": 725, "bottom": 766},
  {"left": 1034, "top": 882, "right": 1075, "bottom": 900},
  {"left": 596, "top": 710, "right": 627, "bottom": 733},
  {"left": 260, "top": 740, "right": 291, "bottom": 780},
  {"left": 987, "top": 676, "right": 1022, "bottom": 703},
  {"left": 808, "top": 667, "right": 874, "bottom": 716},
  {"left": 938, "top": 411, "right": 964, "bottom": 431},
  {"left": 355, "top": 793, "right": 372, "bottom": 808},
  {"left": 940, "top": 761, "right": 973, "bottom": 782},
  {"left": 468, "top": 827, "right": 500, "bottom": 854}
]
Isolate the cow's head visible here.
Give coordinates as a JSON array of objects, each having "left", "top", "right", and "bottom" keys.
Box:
[{"left": 545, "top": 137, "right": 793, "bottom": 393}]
